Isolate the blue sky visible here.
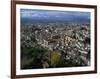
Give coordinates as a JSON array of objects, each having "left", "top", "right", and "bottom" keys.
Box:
[{"left": 20, "top": 9, "right": 90, "bottom": 23}]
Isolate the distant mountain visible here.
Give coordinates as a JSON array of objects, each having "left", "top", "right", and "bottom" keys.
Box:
[
  {"left": 20, "top": 9, "right": 90, "bottom": 24},
  {"left": 21, "top": 9, "right": 90, "bottom": 24},
  {"left": 21, "top": 16, "right": 90, "bottom": 24}
]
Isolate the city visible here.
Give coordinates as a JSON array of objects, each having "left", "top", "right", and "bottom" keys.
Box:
[{"left": 21, "top": 23, "right": 91, "bottom": 69}]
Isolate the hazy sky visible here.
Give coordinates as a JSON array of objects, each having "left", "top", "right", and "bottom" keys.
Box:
[{"left": 21, "top": 9, "right": 90, "bottom": 18}]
